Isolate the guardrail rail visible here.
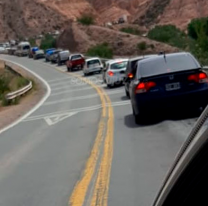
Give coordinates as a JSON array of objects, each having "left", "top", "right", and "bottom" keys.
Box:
[
  {"left": 3, "top": 62, "right": 33, "bottom": 101},
  {"left": 6, "top": 81, "right": 32, "bottom": 100}
]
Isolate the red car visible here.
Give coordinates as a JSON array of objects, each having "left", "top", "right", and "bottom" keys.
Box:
[{"left": 66, "top": 54, "right": 85, "bottom": 72}]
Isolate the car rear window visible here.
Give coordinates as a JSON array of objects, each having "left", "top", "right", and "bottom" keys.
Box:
[
  {"left": 87, "top": 59, "right": 100, "bottom": 67},
  {"left": 111, "top": 61, "right": 128, "bottom": 70},
  {"left": 138, "top": 54, "right": 200, "bottom": 77},
  {"left": 71, "top": 55, "right": 82, "bottom": 60},
  {"left": 23, "top": 45, "right": 30, "bottom": 50}
]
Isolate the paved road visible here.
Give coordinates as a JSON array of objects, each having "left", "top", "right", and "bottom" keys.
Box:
[{"left": 0, "top": 55, "right": 197, "bottom": 206}]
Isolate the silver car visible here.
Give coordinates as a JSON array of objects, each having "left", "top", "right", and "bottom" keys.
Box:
[
  {"left": 57, "top": 50, "right": 70, "bottom": 65},
  {"left": 50, "top": 49, "right": 62, "bottom": 63},
  {"left": 103, "top": 59, "right": 128, "bottom": 87},
  {"left": 83, "top": 58, "right": 103, "bottom": 76},
  {"left": 33, "top": 49, "right": 45, "bottom": 60}
]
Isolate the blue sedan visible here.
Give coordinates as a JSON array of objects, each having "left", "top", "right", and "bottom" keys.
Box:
[{"left": 129, "top": 52, "right": 208, "bottom": 124}]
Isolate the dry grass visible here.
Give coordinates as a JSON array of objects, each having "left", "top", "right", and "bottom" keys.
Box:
[{"left": 0, "top": 63, "right": 29, "bottom": 107}]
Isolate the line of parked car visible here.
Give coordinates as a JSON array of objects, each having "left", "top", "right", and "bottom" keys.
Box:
[{"left": 6, "top": 41, "right": 208, "bottom": 125}]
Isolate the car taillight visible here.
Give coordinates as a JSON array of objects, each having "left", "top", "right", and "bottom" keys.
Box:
[
  {"left": 188, "top": 72, "right": 208, "bottom": 83},
  {"left": 128, "top": 73, "right": 134, "bottom": 79},
  {"left": 108, "top": 71, "right": 114, "bottom": 76},
  {"left": 135, "top": 81, "right": 156, "bottom": 94}
]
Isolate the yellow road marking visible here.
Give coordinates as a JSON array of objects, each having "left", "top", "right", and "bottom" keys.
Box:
[
  {"left": 68, "top": 74, "right": 107, "bottom": 206},
  {"left": 91, "top": 92, "right": 114, "bottom": 206},
  {"left": 51, "top": 67, "right": 114, "bottom": 206}
]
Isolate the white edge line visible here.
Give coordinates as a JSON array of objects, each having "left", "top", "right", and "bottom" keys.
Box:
[{"left": 0, "top": 58, "right": 51, "bottom": 135}]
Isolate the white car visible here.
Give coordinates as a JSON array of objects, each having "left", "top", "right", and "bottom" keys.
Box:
[
  {"left": 103, "top": 59, "right": 128, "bottom": 87},
  {"left": 0, "top": 47, "right": 6, "bottom": 54},
  {"left": 83, "top": 58, "right": 103, "bottom": 76}
]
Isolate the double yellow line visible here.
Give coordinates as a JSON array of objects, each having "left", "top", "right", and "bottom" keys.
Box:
[{"left": 68, "top": 74, "right": 114, "bottom": 206}]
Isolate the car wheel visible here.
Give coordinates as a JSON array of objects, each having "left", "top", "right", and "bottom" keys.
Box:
[
  {"left": 132, "top": 107, "right": 141, "bottom": 124},
  {"left": 107, "top": 83, "right": 113, "bottom": 88}
]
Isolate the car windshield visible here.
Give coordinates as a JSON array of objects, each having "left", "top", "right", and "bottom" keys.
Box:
[
  {"left": 111, "top": 61, "right": 128, "bottom": 70},
  {"left": 87, "top": 59, "right": 100, "bottom": 67},
  {"left": 138, "top": 54, "right": 200, "bottom": 77},
  {"left": 71, "top": 55, "right": 82, "bottom": 60}
]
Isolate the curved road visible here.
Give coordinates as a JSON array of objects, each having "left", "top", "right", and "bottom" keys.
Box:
[{"left": 0, "top": 55, "right": 197, "bottom": 206}]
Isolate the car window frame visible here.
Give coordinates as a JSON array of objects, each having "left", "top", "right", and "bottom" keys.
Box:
[{"left": 153, "top": 105, "right": 208, "bottom": 206}]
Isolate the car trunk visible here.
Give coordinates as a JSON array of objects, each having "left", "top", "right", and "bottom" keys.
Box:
[{"left": 140, "top": 69, "right": 208, "bottom": 95}]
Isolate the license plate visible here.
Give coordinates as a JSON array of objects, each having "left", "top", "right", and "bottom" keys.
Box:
[
  {"left": 165, "top": 82, "right": 181, "bottom": 91},
  {"left": 89, "top": 64, "right": 99, "bottom": 68}
]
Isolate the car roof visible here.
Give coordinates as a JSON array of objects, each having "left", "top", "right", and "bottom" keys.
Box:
[
  {"left": 129, "top": 54, "right": 158, "bottom": 62},
  {"left": 59, "top": 50, "right": 69, "bottom": 53},
  {"left": 86, "top": 57, "right": 101, "bottom": 62},
  {"left": 70, "top": 53, "right": 83, "bottom": 56},
  {"left": 108, "top": 59, "right": 129, "bottom": 65},
  {"left": 138, "top": 52, "right": 193, "bottom": 65}
]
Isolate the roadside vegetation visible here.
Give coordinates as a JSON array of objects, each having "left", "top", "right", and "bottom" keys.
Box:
[
  {"left": 148, "top": 18, "right": 208, "bottom": 64},
  {"left": 40, "top": 34, "right": 56, "bottom": 50},
  {"left": 120, "top": 27, "right": 140, "bottom": 35},
  {"left": 137, "top": 41, "right": 147, "bottom": 51},
  {"left": 77, "top": 15, "right": 94, "bottom": 26},
  {"left": 86, "top": 43, "right": 113, "bottom": 59},
  {"left": 29, "top": 38, "right": 36, "bottom": 47},
  {"left": 0, "top": 63, "right": 29, "bottom": 106}
]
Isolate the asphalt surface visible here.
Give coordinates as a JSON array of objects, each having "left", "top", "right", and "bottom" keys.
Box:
[{"left": 0, "top": 55, "right": 198, "bottom": 206}]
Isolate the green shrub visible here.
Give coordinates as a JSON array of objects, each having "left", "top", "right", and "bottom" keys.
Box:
[
  {"left": 0, "top": 77, "right": 10, "bottom": 97},
  {"left": 188, "top": 18, "right": 208, "bottom": 52},
  {"left": 86, "top": 43, "right": 113, "bottom": 59},
  {"left": 29, "top": 38, "right": 36, "bottom": 47},
  {"left": 17, "top": 77, "right": 29, "bottom": 88},
  {"left": 148, "top": 25, "right": 188, "bottom": 49},
  {"left": 40, "top": 34, "right": 56, "bottom": 50},
  {"left": 77, "top": 15, "right": 94, "bottom": 25},
  {"left": 137, "top": 41, "right": 147, "bottom": 51},
  {"left": 120, "top": 27, "right": 140, "bottom": 35}
]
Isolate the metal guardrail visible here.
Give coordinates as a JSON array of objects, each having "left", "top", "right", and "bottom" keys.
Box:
[
  {"left": 6, "top": 81, "right": 32, "bottom": 100},
  {"left": 3, "top": 62, "right": 33, "bottom": 100}
]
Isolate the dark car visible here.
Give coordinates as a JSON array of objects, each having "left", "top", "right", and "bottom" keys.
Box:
[
  {"left": 129, "top": 52, "right": 208, "bottom": 124},
  {"left": 125, "top": 55, "right": 157, "bottom": 98}
]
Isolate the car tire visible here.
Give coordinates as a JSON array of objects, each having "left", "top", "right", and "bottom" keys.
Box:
[
  {"left": 107, "top": 83, "right": 113, "bottom": 88},
  {"left": 132, "top": 107, "right": 141, "bottom": 125}
]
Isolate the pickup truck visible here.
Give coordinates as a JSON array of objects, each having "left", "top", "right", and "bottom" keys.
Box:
[{"left": 66, "top": 54, "right": 85, "bottom": 72}]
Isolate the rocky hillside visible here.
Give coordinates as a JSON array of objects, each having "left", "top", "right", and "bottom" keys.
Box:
[
  {"left": 134, "top": 0, "right": 208, "bottom": 29},
  {"left": 42, "top": 0, "right": 208, "bottom": 30},
  {"left": 1, "top": 0, "right": 208, "bottom": 40},
  {"left": 56, "top": 22, "right": 178, "bottom": 56},
  {"left": 0, "top": 0, "right": 67, "bottom": 41}
]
